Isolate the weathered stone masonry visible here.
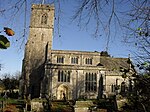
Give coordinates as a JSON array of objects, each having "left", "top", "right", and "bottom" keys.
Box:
[{"left": 21, "top": 4, "right": 135, "bottom": 100}]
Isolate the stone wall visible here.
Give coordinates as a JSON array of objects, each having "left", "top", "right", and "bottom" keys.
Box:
[{"left": 31, "top": 101, "right": 43, "bottom": 112}]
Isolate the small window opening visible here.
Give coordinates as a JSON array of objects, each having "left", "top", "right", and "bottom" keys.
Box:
[{"left": 41, "top": 13, "right": 48, "bottom": 25}]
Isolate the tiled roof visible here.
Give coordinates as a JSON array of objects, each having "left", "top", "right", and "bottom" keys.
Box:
[{"left": 99, "top": 57, "right": 131, "bottom": 71}]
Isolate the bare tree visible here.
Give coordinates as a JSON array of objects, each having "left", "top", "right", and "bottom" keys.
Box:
[
  {"left": 0, "top": 0, "right": 149, "bottom": 52},
  {"left": 72, "top": 0, "right": 149, "bottom": 50}
]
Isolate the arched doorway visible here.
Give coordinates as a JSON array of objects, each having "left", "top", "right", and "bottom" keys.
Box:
[{"left": 57, "top": 84, "right": 69, "bottom": 100}]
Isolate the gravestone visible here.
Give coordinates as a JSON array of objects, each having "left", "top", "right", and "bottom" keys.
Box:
[
  {"left": 74, "top": 101, "right": 94, "bottom": 112},
  {"left": 30, "top": 100, "right": 43, "bottom": 112}
]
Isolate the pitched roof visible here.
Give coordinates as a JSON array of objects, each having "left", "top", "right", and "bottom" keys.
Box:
[{"left": 99, "top": 57, "right": 131, "bottom": 71}]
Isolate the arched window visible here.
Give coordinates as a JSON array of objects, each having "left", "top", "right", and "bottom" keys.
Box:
[
  {"left": 85, "top": 72, "right": 97, "bottom": 92},
  {"left": 57, "top": 56, "right": 64, "bottom": 63},
  {"left": 121, "top": 82, "right": 126, "bottom": 93},
  {"left": 58, "top": 70, "right": 61, "bottom": 82},
  {"left": 85, "top": 58, "right": 92, "bottom": 65},
  {"left": 111, "top": 84, "right": 115, "bottom": 92},
  {"left": 41, "top": 13, "right": 48, "bottom": 25},
  {"left": 58, "top": 70, "right": 71, "bottom": 82},
  {"left": 71, "top": 57, "right": 78, "bottom": 64}
]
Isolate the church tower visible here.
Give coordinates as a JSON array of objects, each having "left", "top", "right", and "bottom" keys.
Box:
[{"left": 22, "top": 4, "right": 54, "bottom": 98}]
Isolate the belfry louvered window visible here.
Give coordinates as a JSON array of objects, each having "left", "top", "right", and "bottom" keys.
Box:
[{"left": 85, "top": 73, "right": 97, "bottom": 92}]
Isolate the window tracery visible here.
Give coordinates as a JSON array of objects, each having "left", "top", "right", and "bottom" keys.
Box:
[
  {"left": 58, "top": 70, "right": 70, "bottom": 82},
  {"left": 85, "top": 73, "right": 97, "bottom": 92}
]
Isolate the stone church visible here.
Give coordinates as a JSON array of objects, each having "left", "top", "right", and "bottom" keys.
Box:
[{"left": 20, "top": 4, "right": 136, "bottom": 100}]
